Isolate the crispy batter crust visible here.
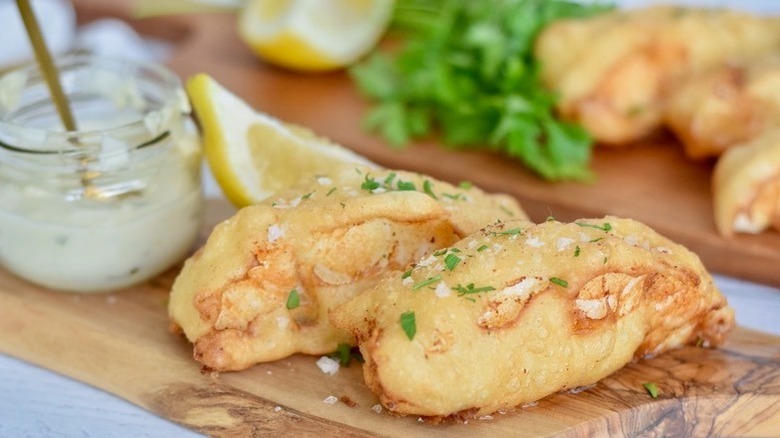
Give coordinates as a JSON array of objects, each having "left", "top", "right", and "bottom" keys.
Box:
[
  {"left": 329, "top": 216, "right": 734, "bottom": 418},
  {"left": 169, "top": 166, "right": 525, "bottom": 371}
]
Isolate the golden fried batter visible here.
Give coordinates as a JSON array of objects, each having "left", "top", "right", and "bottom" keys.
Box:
[
  {"left": 665, "top": 58, "right": 780, "bottom": 159},
  {"left": 535, "top": 6, "right": 780, "bottom": 145},
  {"left": 329, "top": 216, "right": 734, "bottom": 419},
  {"left": 169, "top": 165, "right": 525, "bottom": 371},
  {"left": 713, "top": 129, "right": 780, "bottom": 237}
]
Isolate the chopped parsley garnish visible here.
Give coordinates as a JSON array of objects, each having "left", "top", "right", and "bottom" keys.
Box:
[
  {"left": 643, "top": 382, "right": 659, "bottom": 399},
  {"left": 549, "top": 277, "right": 568, "bottom": 288},
  {"left": 444, "top": 253, "right": 461, "bottom": 271},
  {"left": 500, "top": 205, "right": 515, "bottom": 217},
  {"left": 301, "top": 191, "right": 314, "bottom": 200},
  {"left": 350, "top": 0, "right": 612, "bottom": 181},
  {"left": 400, "top": 311, "right": 416, "bottom": 340},
  {"left": 453, "top": 283, "right": 495, "bottom": 296},
  {"left": 458, "top": 181, "right": 472, "bottom": 189},
  {"left": 361, "top": 175, "right": 381, "bottom": 191},
  {"left": 477, "top": 244, "right": 489, "bottom": 252},
  {"left": 330, "top": 343, "right": 363, "bottom": 366},
  {"left": 442, "top": 192, "right": 465, "bottom": 201},
  {"left": 383, "top": 172, "right": 397, "bottom": 186},
  {"left": 326, "top": 187, "right": 338, "bottom": 196},
  {"left": 494, "top": 227, "right": 523, "bottom": 236},
  {"left": 286, "top": 289, "right": 300, "bottom": 310},
  {"left": 423, "top": 180, "right": 438, "bottom": 199},
  {"left": 545, "top": 215, "right": 555, "bottom": 222},
  {"left": 401, "top": 268, "right": 413, "bottom": 279},
  {"left": 574, "top": 245, "right": 581, "bottom": 257},
  {"left": 576, "top": 221, "right": 612, "bottom": 232},
  {"left": 412, "top": 275, "right": 442, "bottom": 290},
  {"left": 397, "top": 180, "right": 416, "bottom": 191}
]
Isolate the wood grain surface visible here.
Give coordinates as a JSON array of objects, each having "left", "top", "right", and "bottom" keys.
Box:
[{"left": 0, "top": 198, "right": 778, "bottom": 437}]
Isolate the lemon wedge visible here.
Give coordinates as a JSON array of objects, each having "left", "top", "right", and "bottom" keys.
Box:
[
  {"left": 238, "top": 0, "right": 394, "bottom": 72},
  {"left": 186, "top": 74, "right": 375, "bottom": 207}
]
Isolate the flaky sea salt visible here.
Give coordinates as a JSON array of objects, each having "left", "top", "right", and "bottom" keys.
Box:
[
  {"left": 434, "top": 282, "right": 451, "bottom": 298},
  {"left": 274, "top": 406, "right": 283, "bottom": 412},
  {"left": 316, "top": 356, "right": 340, "bottom": 375},
  {"left": 316, "top": 176, "right": 332, "bottom": 186},
  {"left": 371, "top": 404, "right": 383, "bottom": 414},
  {"left": 267, "top": 224, "right": 286, "bottom": 243},
  {"left": 525, "top": 236, "right": 545, "bottom": 247},
  {"left": 556, "top": 237, "right": 574, "bottom": 251},
  {"left": 276, "top": 316, "right": 290, "bottom": 329},
  {"left": 323, "top": 395, "right": 338, "bottom": 405}
]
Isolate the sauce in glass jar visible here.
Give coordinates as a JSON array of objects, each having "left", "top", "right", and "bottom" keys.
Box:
[{"left": 0, "top": 55, "right": 203, "bottom": 292}]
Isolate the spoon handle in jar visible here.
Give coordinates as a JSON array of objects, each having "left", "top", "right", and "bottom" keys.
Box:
[{"left": 15, "top": 0, "right": 78, "bottom": 132}]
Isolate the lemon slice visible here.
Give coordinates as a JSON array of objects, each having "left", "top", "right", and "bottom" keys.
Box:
[
  {"left": 238, "top": 0, "right": 394, "bottom": 71},
  {"left": 187, "top": 74, "right": 375, "bottom": 207}
]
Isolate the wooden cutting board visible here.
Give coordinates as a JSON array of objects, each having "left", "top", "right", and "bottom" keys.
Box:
[
  {"left": 1, "top": 197, "right": 779, "bottom": 437},
  {"left": 70, "top": 1, "right": 780, "bottom": 288}
]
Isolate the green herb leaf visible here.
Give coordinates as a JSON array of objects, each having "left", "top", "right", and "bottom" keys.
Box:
[
  {"left": 423, "top": 180, "right": 438, "bottom": 199},
  {"left": 549, "top": 277, "right": 568, "bottom": 288},
  {"left": 400, "top": 311, "right": 416, "bottom": 340},
  {"left": 401, "top": 268, "right": 413, "bottom": 279},
  {"left": 326, "top": 187, "right": 338, "bottom": 196},
  {"left": 477, "top": 244, "right": 489, "bottom": 252},
  {"left": 286, "top": 289, "right": 300, "bottom": 310},
  {"left": 574, "top": 245, "right": 581, "bottom": 257},
  {"left": 350, "top": 0, "right": 612, "bottom": 181},
  {"left": 494, "top": 227, "right": 523, "bottom": 236},
  {"left": 412, "top": 275, "right": 442, "bottom": 290},
  {"left": 330, "top": 343, "right": 364, "bottom": 366},
  {"left": 643, "top": 382, "right": 659, "bottom": 399},
  {"left": 444, "top": 253, "right": 461, "bottom": 271},
  {"left": 361, "top": 175, "right": 381, "bottom": 191},
  {"left": 397, "top": 180, "right": 416, "bottom": 191},
  {"left": 453, "top": 283, "right": 495, "bottom": 296},
  {"left": 576, "top": 221, "right": 612, "bottom": 232},
  {"left": 458, "top": 181, "right": 473, "bottom": 189}
]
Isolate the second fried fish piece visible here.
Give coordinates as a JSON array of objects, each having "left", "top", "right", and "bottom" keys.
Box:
[
  {"left": 535, "top": 6, "right": 780, "bottom": 145},
  {"left": 169, "top": 165, "right": 524, "bottom": 371},
  {"left": 713, "top": 128, "right": 780, "bottom": 237},
  {"left": 665, "top": 58, "right": 780, "bottom": 159},
  {"left": 330, "top": 216, "right": 734, "bottom": 419}
]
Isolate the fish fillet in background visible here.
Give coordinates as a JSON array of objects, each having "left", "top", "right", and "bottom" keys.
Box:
[{"left": 535, "top": 5, "right": 780, "bottom": 145}]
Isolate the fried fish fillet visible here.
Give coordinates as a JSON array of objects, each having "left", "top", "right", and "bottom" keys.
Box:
[
  {"left": 535, "top": 6, "right": 780, "bottom": 145},
  {"left": 665, "top": 59, "right": 780, "bottom": 159},
  {"left": 713, "top": 128, "right": 780, "bottom": 237},
  {"left": 329, "top": 216, "right": 734, "bottom": 418},
  {"left": 169, "top": 165, "right": 525, "bottom": 371}
]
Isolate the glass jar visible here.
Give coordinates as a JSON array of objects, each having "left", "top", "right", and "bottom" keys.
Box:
[{"left": 0, "top": 55, "right": 203, "bottom": 293}]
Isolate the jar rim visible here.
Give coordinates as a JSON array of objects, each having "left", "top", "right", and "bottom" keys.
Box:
[{"left": 0, "top": 55, "right": 186, "bottom": 155}]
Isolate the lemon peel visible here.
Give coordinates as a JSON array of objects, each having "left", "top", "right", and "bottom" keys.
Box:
[
  {"left": 186, "top": 73, "right": 374, "bottom": 207},
  {"left": 238, "top": 0, "right": 394, "bottom": 72}
]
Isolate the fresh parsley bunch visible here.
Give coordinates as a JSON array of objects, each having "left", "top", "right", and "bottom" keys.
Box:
[{"left": 350, "top": 0, "right": 612, "bottom": 181}]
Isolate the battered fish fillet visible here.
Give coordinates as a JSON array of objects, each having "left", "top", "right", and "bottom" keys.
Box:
[
  {"left": 329, "top": 217, "right": 734, "bottom": 419},
  {"left": 169, "top": 165, "right": 525, "bottom": 371},
  {"left": 713, "top": 129, "right": 780, "bottom": 237},
  {"left": 535, "top": 6, "right": 780, "bottom": 145},
  {"left": 665, "top": 59, "right": 780, "bottom": 159}
]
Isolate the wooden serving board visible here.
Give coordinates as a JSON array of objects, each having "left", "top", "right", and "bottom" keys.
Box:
[
  {"left": 1, "top": 198, "right": 779, "bottom": 437},
  {"left": 71, "top": 2, "right": 780, "bottom": 287}
]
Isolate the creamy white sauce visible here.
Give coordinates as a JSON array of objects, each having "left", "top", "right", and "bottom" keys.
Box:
[{"left": 0, "top": 131, "right": 203, "bottom": 293}]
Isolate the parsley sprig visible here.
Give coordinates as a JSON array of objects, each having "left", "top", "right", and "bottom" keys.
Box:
[{"left": 350, "top": 0, "right": 612, "bottom": 181}]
